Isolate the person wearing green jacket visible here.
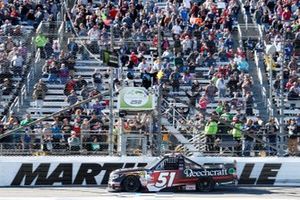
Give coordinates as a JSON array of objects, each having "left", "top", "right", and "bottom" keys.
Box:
[
  {"left": 215, "top": 101, "right": 224, "bottom": 115},
  {"left": 231, "top": 117, "right": 243, "bottom": 156},
  {"left": 20, "top": 114, "right": 34, "bottom": 127},
  {"left": 20, "top": 114, "right": 34, "bottom": 150},
  {"left": 204, "top": 119, "right": 218, "bottom": 152},
  {"left": 34, "top": 33, "right": 48, "bottom": 59}
]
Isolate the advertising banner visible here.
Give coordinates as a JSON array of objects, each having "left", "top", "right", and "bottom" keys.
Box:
[
  {"left": 118, "top": 87, "right": 154, "bottom": 111},
  {"left": 1, "top": 156, "right": 300, "bottom": 186}
]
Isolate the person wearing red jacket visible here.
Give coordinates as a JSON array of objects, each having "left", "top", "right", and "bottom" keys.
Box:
[
  {"left": 199, "top": 95, "right": 209, "bottom": 118},
  {"left": 282, "top": 7, "right": 292, "bottom": 21},
  {"left": 130, "top": 52, "right": 139, "bottom": 65}
]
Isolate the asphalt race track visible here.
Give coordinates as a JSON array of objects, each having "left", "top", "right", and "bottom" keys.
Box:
[{"left": 0, "top": 186, "right": 299, "bottom": 200}]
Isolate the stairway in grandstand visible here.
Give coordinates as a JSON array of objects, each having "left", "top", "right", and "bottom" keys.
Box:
[
  {"left": 160, "top": 99, "right": 205, "bottom": 156},
  {"left": 238, "top": 0, "right": 269, "bottom": 120},
  {"left": 0, "top": 25, "right": 35, "bottom": 119},
  {"left": 25, "top": 58, "right": 115, "bottom": 120}
]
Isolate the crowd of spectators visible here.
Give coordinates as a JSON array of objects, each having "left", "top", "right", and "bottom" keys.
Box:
[
  {"left": 243, "top": 0, "right": 300, "bottom": 155},
  {"left": 0, "top": 0, "right": 299, "bottom": 156},
  {"left": 252, "top": 0, "right": 300, "bottom": 101},
  {"left": 0, "top": 0, "right": 63, "bottom": 118}
]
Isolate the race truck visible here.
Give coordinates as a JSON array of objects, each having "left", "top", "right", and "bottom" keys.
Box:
[{"left": 108, "top": 154, "right": 237, "bottom": 192}]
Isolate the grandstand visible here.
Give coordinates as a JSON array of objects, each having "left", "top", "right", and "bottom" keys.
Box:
[{"left": 0, "top": 0, "right": 299, "bottom": 157}]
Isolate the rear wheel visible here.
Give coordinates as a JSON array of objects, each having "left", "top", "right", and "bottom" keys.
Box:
[
  {"left": 196, "top": 179, "right": 215, "bottom": 192},
  {"left": 122, "top": 176, "right": 141, "bottom": 192}
]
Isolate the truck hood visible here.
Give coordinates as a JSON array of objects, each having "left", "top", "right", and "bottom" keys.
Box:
[{"left": 112, "top": 167, "right": 147, "bottom": 174}]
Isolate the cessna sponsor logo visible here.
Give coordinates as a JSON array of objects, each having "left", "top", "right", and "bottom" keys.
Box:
[
  {"left": 11, "top": 162, "right": 147, "bottom": 186},
  {"left": 184, "top": 169, "right": 228, "bottom": 177}
]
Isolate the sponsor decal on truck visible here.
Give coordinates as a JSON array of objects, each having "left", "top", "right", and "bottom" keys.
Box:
[{"left": 183, "top": 169, "right": 229, "bottom": 177}]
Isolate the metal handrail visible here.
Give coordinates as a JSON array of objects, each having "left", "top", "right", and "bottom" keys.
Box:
[{"left": 0, "top": 92, "right": 107, "bottom": 140}]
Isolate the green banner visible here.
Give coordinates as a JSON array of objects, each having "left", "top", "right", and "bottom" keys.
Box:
[{"left": 118, "top": 87, "right": 154, "bottom": 111}]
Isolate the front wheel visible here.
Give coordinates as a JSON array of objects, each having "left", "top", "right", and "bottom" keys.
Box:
[
  {"left": 196, "top": 179, "right": 215, "bottom": 192},
  {"left": 122, "top": 175, "right": 141, "bottom": 192}
]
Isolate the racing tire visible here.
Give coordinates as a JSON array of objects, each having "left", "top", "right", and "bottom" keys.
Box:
[
  {"left": 122, "top": 175, "right": 141, "bottom": 192},
  {"left": 196, "top": 179, "right": 215, "bottom": 192}
]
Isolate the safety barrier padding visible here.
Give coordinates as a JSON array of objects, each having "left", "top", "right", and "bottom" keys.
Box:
[{"left": 0, "top": 156, "right": 299, "bottom": 186}]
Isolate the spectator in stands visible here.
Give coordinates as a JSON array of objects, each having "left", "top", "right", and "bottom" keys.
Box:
[
  {"left": 245, "top": 92, "right": 254, "bottom": 116},
  {"left": 52, "top": 41, "right": 60, "bottom": 59},
  {"left": 75, "top": 76, "right": 88, "bottom": 90},
  {"left": 1, "top": 78, "right": 13, "bottom": 95},
  {"left": 287, "top": 119, "right": 298, "bottom": 156},
  {"left": 92, "top": 100, "right": 105, "bottom": 116},
  {"left": 227, "top": 75, "right": 239, "bottom": 97},
  {"left": 185, "top": 88, "right": 200, "bottom": 109},
  {"left": 243, "top": 119, "right": 256, "bottom": 156},
  {"left": 51, "top": 121, "right": 63, "bottom": 150},
  {"left": 216, "top": 76, "right": 227, "bottom": 97},
  {"left": 34, "top": 33, "right": 48, "bottom": 59},
  {"left": 88, "top": 25, "right": 100, "bottom": 53},
  {"left": 204, "top": 118, "right": 218, "bottom": 152},
  {"left": 138, "top": 58, "right": 149, "bottom": 78},
  {"left": 67, "top": 90, "right": 79, "bottom": 106},
  {"left": 42, "top": 123, "right": 53, "bottom": 151},
  {"left": 241, "top": 75, "right": 253, "bottom": 97},
  {"left": 81, "top": 118, "right": 90, "bottom": 149},
  {"left": 169, "top": 67, "right": 181, "bottom": 92},
  {"left": 80, "top": 85, "right": 90, "bottom": 108},
  {"left": 61, "top": 118, "right": 72, "bottom": 140},
  {"left": 237, "top": 57, "right": 249, "bottom": 73},
  {"left": 59, "top": 64, "right": 69, "bottom": 84},
  {"left": 265, "top": 118, "right": 278, "bottom": 156},
  {"left": 64, "top": 78, "right": 77, "bottom": 96},
  {"left": 205, "top": 81, "right": 218, "bottom": 102},
  {"left": 231, "top": 117, "right": 243, "bottom": 156},
  {"left": 198, "top": 95, "right": 208, "bottom": 117},
  {"left": 20, "top": 114, "right": 34, "bottom": 128},
  {"left": 93, "top": 69, "right": 103, "bottom": 91},
  {"left": 68, "top": 131, "right": 81, "bottom": 152},
  {"left": 48, "top": 62, "right": 59, "bottom": 84},
  {"left": 11, "top": 52, "right": 24, "bottom": 77},
  {"left": 33, "top": 79, "right": 48, "bottom": 113},
  {"left": 72, "top": 123, "right": 81, "bottom": 137},
  {"left": 288, "top": 84, "right": 300, "bottom": 100},
  {"left": 68, "top": 39, "right": 79, "bottom": 57}
]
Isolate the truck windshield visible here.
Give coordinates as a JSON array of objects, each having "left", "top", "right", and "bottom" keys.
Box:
[{"left": 144, "top": 158, "right": 161, "bottom": 169}]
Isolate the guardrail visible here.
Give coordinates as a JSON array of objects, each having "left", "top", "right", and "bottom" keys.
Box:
[
  {"left": 0, "top": 128, "right": 290, "bottom": 157},
  {"left": 0, "top": 130, "right": 152, "bottom": 156}
]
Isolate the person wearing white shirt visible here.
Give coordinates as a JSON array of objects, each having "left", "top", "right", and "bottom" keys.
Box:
[
  {"left": 183, "top": 0, "right": 191, "bottom": 9},
  {"left": 11, "top": 53, "right": 24, "bottom": 76},
  {"left": 151, "top": 59, "right": 160, "bottom": 74},
  {"left": 138, "top": 59, "right": 150, "bottom": 77},
  {"left": 150, "top": 59, "right": 161, "bottom": 84},
  {"left": 162, "top": 49, "right": 173, "bottom": 62},
  {"left": 216, "top": 76, "right": 227, "bottom": 97},
  {"left": 88, "top": 26, "right": 100, "bottom": 42},
  {"left": 78, "top": 0, "right": 88, "bottom": 5},
  {"left": 52, "top": 40, "right": 60, "bottom": 58},
  {"left": 172, "top": 23, "right": 182, "bottom": 36},
  {"left": 181, "top": 36, "right": 192, "bottom": 54},
  {"left": 88, "top": 25, "right": 100, "bottom": 53}
]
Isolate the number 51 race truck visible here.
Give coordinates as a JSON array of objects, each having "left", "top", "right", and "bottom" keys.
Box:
[{"left": 108, "top": 153, "right": 237, "bottom": 192}]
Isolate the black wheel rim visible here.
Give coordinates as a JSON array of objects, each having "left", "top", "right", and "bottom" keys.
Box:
[
  {"left": 197, "top": 180, "right": 212, "bottom": 192},
  {"left": 124, "top": 177, "right": 139, "bottom": 192},
  {"left": 203, "top": 181, "right": 209, "bottom": 188}
]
